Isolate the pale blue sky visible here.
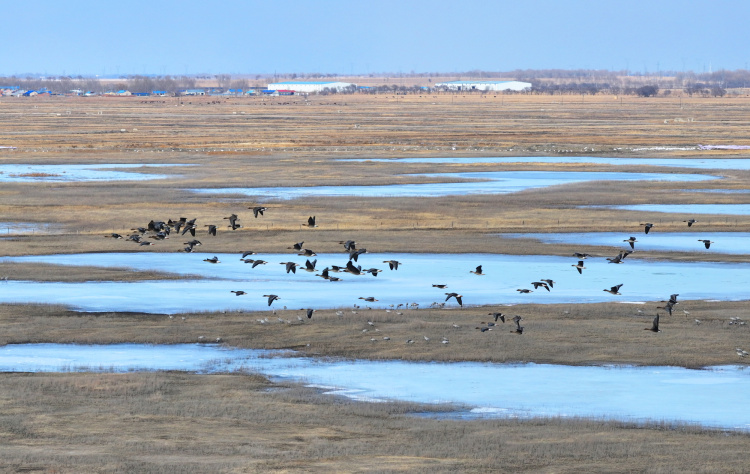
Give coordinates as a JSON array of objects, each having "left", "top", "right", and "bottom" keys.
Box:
[{"left": 2, "top": 0, "right": 748, "bottom": 76}]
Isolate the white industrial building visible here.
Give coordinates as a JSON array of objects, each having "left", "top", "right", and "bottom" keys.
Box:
[
  {"left": 434, "top": 80, "right": 532, "bottom": 92},
  {"left": 266, "top": 81, "right": 356, "bottom": 93}
]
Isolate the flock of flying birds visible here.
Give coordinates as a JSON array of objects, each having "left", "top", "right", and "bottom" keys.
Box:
[{"left": 104, "top": 208, "right": 736, "bottom": 338}]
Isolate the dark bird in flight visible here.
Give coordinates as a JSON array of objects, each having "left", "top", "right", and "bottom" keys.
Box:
[
  {"left": 540, "top": 279, "right": 555, "bottom": 288},
  {"left": 646, "top": 313, "right": 661, "bottom": 332},
  {"left": 383, "top": 260, "right": 401, "bottom": 270},
  {"left": 667, "top": 294, "right": 679, "bottom": 305},
  {"left": 280, "top": 262, "right": 300, "bottom": 274},
  {"left": 250, "top": 206, "right": 267, "bottom": 218},
  {"left": 624, "top": 236, "right": 638, "bottom": 249},
  {"left": 432, "top": 284, "right": 447, "bottom": 289},
  {"left": 340, "top": 240, "right": 356, "bottom": 251},
  {"left": 303, "top": 216, "right": 317, "bottom": 228},
  {"left": 241, "top": 251, "right": 257, "bottom": 259},
  {"left": 242, "top": 259, "right": 267, "bottom": 268},
  {"left": 316, "top": 267, "right": 331, "bottom": 279},
  {"left": 698, "top": 239, "right": 714, "bottom": 249},
  {"left": 531, "top": 281, "right": 550, "bottom": 292},
  {"left": 470, "top": 265, "right": 484, "bottom": 275},
  {"left": 359, "top": 296, "right": 378, "bottom": 302},
  {"left": 345, "top": 261, "right": 362, "bottom": 275},
  {"left": 445, "top": 292, "right": 463, "bottom": 306},
  {"left": 641, "top": 223, "right": 654, "bottom": 234},
  {"left": 224, "top": 214, "right": 241, "bottom": 230},
  {"left": 349, "top": 248, "right": 367, "bottom": 261},
  {"left": 489, "top": 312, "right": 506, "bottom": 323},
  {"left": 607, "top": 250, "right": 632, "bottom": 264},
  {"left": 288, "top": 241, "right": 304, "bottom": 251},
  {"left": 231, "top": 290, "right": 247, "bottom": 296},
  {"left": 203, "top": 256, "right": 220, "bottom": 263},
  {"left": 263, "top": 294, "right": 280, "bottom": 306},
  {"left": 603, "top": 283, "right": 623, "bottom": 295},
  {"left": 305, "top": 308, "right": 315, "bottom": 319},
  {"left": 516, "top": 289, "right": 533, "bottom": 294},
  {"left": 572, "top": 260, "right": 586, "bottom": 274},
  {"left": 303, "top": 259, "right": 317, "bottom": 272},
  {"left": 364, "top": 268, "right": 383, "bottom": 277},
  {"left": 574, "top": 252, "right": 591, "bottom": 259},
  {"left": 657, "top": 302, "right": 674, "bottom": 316},
  {"left": 105, "top": 233, "right": 123, "bottom": 239},
  {"left": 684, "top": 219, "right": 697, "bottom": 227},
  {"left": 205, "top": 225, "right": 217, "bottom": 236},
  {"left": 298, "top": 248, "right": 317, "bottom": 257}
]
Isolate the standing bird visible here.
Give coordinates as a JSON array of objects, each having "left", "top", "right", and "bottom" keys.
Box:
[
  {"left": 305, "top": 308, "right": 316, "bottom": 319},
  {"left": 303, "top": 216, "right": 317, "bottom": 228},
  {"left": 470, "top": 265, "right": 484, "bottom": 275},
  {"left": 512, "top": 315, "right": 524, "bottom": 334},
  {"left": 203, "top": 256, "right": 220, "bottom": 263},
  {"left": 445, "top": 293, "right": 463, "bottom": 306},
  {"left": 263, "top": 294, "right": 280, "bottom": 306},
  {"left": 250, "top": 206, "right": 267, "bottom": 218},
  {"left": 383, "top": 260, "right": 401, "bottom": 270},
  {"left": 641, "top": 223, "right": 654, "bottom": 234},
  {"left": 698, "top": 239, "right": 714, "bottom": 249},
  {"left": 623, "top": 236, "right": 638, "bottom": 249},
  {"left": 684, "top": 219, "right": 698, "bottom": 227},
  {"left": 646, "top": 313, "right": 661, "bottom": 332},
  {"left": 572, "top": 260, "right": 586, "bottom": 274},
  {"left": 603, "top": 283, "right": 624, "bottom": 295}
]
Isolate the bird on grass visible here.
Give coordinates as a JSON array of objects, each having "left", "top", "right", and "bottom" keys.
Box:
[
  {"left": 512, "top": 315, "right": 524, "bottom": 334},
  {"left": 383, "top": 260, "right": 401, "bottom": 270},
  {"left": 303, "top": 216, "right": 317, "bottom": 228},
  {"left": 445, "top": 292, "right": 463, "bottom": 306},
  {"left": 641, "top": 223, "right": 654, "bottom": 234},
  {"left": 489, "top": 312, "right": 506, "bottom": 323},
  {"left": 531, "top": 281, "right": 550, "bottom": 292},
  {"left": 623, "top": 236, "right": 638, "bottom": 249},
  {"left": 572, "top": 260, "right": 586, "bottom": 274},
  {"left": 646, "top": 313, "right": 661, "bottom": 332},
  {"left": 470, "top": 265, "right": 484, "bottom": 275},
  {"left": 250, "top": 206, "right": 267, "bottom": 218},
  {"left": 305, "top": 309, "right": 316, "bottom": 319},
  {"left": 603, "top": 283, "right": 624, "bottom": 295},
  {"left": 231, "top": 290, "right": 246, "bottom": 296},
  {"left": 684, "top": 219, "right": 698, "bottom": 227},
  {"left": 263, "top": 294, "right": 280, "bottom": 306},
  {"left": 698, "top": 239, "right": 714, "bottom": 249},
  {"left": 203, "top": 256, "right": 220, "bottom": 263}
]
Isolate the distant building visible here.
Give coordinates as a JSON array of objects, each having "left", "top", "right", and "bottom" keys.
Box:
[
  {"left": 182, "top": 89, "right": 206, "bottom": 96},
  {"left": 266, "top": 81, "right": 355, "bottom": 93},
  {"left": 434, "top": 80, "right": 532, "bottom": 92}
]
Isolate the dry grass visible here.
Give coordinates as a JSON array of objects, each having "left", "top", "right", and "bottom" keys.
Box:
[
  {"left": 0, "top": 371, "right": 748, "bottom": 473},
  {"left": 1, "top": 94, "right": 750, "bottom": 470}
]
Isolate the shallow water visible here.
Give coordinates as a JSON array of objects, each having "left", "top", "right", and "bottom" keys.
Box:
[
  {"left": 504, "top": 232, "right": 750, "bottom": 254},
  {"left": 0, "top": 222, "right": 62, "bottom": 235},
  {"left": 1, "top": 343, "right": 748, "bottom": 430},
  {"left": 682, "top": 189, "right": 750, "bottom": 194},
  {"left": 189, "top": 170, "right": 715, "bottom": 200},
  {"left": 0, "top": 164, "right": 189, "bottom": 182},
  {"left": 2, "top": 252, "right": 749, "bottom": 312},
  {"left": 344, "top": 156, "right": 750, "bottom": 170},
  {"left": 593, "top": 204, "right": 750, "bottom": 216}
]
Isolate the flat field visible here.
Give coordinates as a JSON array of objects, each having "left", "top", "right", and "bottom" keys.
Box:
[{"left": 1, "top": 93, "right": 749, "bottom": 471}]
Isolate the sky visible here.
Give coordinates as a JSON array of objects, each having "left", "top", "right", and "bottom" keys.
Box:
[{"left": 1, "top": 0, "right": 749, "bottom": 76}]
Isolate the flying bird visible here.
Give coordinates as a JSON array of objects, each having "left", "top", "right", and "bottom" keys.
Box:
[
  {"left": 288, "top": 241, "right": 304, "bottom": 250},
  {"left": 603, "top": 283, "right": 624, "bottom": 295},
  {"left": 205, "top": 225, "right": 217, "bottom": 236},
  {"left": 516, "top": 289, "right": 533, "bottom": 294},
  {"left": 203, "top": 256, "right": 220, "bottom": 263},
  {"left": 303, "top": 216, "right": 317, "bottom": 228},
  {"left": 230, "top": 290, "right": 246, "bottom": 296},
  {"left": 303, "top": 259, "right": 317, "bottom": 272},
  {"left": 531, "top": 281, "right": 550, "bottom": 292},
  {"left": 641, "top": 223, "right": 654, "bottom": 234},
  {"left": 383, "top": 260, "right": 401, "bottom": 270},
  {"left": 623, "top": 236, "right": 638, "bottom": 249},
  {"left": 280, "top": 262, "right": 300, "bottom": 274},
  {"left": 574, "top": 252, "right": 591, "bottom": 259},
  {"left": 470, "top": 265, "right": 484, "bottom": 275},
  {"left": 241, "top": 251, "right": 257, "bottom": 259},
  {"left": 698, "top": 239, "right": 714, "bottom": 249},
  {"left": 432, "top": 284, "right": 448, "bottom": 289},
  {"left": 359, "top": 297, "right": 378, "bottom": 302},
  {"left": 263, "top": 294, "right": 280, "bottom": 306},
  {"left": 572, "top": 260, "right": 586, "bottom": 274},
  {"left": 345, "top": 261, "right": 362, "bottom": 275},
  {"left": 340, "top": 240, "right": 357, "bottom": 251},
  {"left": 684, "top": 219, "right": 697, "bottom": 227},
  {"left": 489, "top": 312, "right": 506, "bottom": 323},
  {"left": 540, "top": 279, "right": 555, "bottom": 288},
  {"left": 250, "top": 206, "right": 267, "bottom": 218},
  {"left": 305, "top": 308, "right": 316, "bottom": 319},
  {"left": 444, "top": 292, "right": 463, "bottom": 306},
  {"left": 298, "top": 248, "right": 317, "bottom": 257}
]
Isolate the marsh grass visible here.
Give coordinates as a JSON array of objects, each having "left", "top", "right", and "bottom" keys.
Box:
[{"left": 0, "top": 371, "right": 748, "bottom": 472}]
